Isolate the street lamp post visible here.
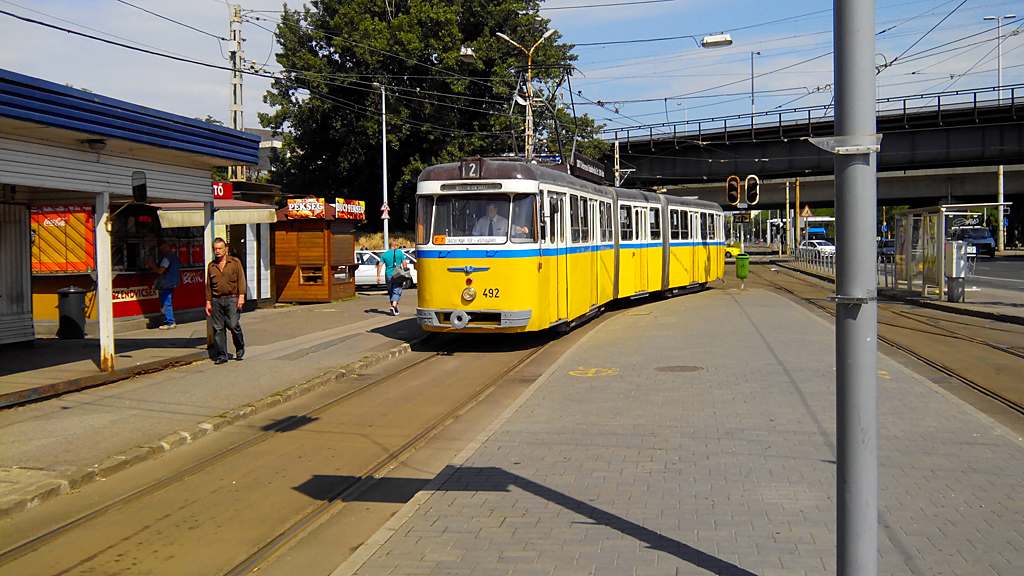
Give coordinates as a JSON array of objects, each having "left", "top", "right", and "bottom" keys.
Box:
[
  {"left": 371, "top": 82, "right": 389, "bottom": 250},
  {"left": 985, "top": 14, "right": 1016, "bottom": 253},
  {"left": 751, "top": 51, "right": 761, "bottom": 116},
  {"left": 497, "top": 29, "right": 555, "bottom": 161}
]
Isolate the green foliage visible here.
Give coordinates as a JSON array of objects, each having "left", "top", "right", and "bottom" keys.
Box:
[{"left": 260, "top": 0, "right": 607, "bottom": 228}]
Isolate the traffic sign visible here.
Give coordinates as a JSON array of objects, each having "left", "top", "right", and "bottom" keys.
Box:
[
  {"left": 733, "top": 212, "right": 751, "bottom": 224},
  {"left": 800, "top": 205, "right": 814, "bottom": 218},
  {"left": 882, "top": 223, "right": 888, "bottom": 232}
]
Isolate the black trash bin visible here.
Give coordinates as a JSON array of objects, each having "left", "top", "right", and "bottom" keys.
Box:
[{"left": 57, "top": 286, "right": 89, "bottom": 339}]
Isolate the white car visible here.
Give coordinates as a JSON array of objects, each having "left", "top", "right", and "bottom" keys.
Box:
[
  {"left": 354, "top": 249, "right": 418, "bottom": 287},
  {"left": 798, "top": 240, "right": 836, "bottom": 255}
]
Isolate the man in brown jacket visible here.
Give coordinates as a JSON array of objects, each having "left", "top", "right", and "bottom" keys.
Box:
[{"left": 206, "top": 238, "right": 246, "bottom": 365}]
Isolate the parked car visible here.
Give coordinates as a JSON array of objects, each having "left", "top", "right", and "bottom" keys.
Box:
[
  {"left": 950, "top": 226, "right": 996, "bottom": 258},
  {"left": 724, "top": 245, "right": 741, "bottom": 259},
  {"left": 798, "top": 240, "right": 836, "bottom": 255},
  {"left": 876, "top": 238, "right": 895, "bottom": 257},
  {"left": 354, "top": 249, "right": 418, "bottom": 287}
]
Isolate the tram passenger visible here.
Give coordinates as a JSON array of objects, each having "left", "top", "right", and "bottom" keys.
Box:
[
  {"left": 471, "top": 203, "right": 509, "bottom": 237},
  {"left": 376, "top": 240, "right": 412, "bottom": 316}
]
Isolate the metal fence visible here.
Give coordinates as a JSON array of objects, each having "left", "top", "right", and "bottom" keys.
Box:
[{"left": 794, "top": 249, "right": 835, "bottom": 276}]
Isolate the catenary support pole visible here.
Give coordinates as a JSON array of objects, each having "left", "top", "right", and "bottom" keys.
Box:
[
  {"left": 795, "top": 178, "right": 801, "bottom": 247},
  {"left": 834, "top": 1, "right": 879, "bottom": 575},
  {"left": 381, "top": 84, "right": 389, "bottom": 251},
  {"left": 786, "top": 181, "right": 791, "bottom": 255},
  {"left": 228, "top": 4, "right": 244, "bottom": 181},
  {"left": 95, "top": 192, "right": 114, "bottom": 371}
]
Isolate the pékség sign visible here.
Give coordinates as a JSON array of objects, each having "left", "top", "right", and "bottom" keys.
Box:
[{"left": 287, "top": 197, "right": 326, "bottom": 219}]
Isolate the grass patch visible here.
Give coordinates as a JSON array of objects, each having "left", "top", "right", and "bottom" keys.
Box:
[{"left": 332, "top": 295, "right": 361, "bottom": 303}]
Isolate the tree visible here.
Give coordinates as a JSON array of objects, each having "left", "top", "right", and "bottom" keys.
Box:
[{"left": 260, "top": 0, "right": 607, "bottom": 228}]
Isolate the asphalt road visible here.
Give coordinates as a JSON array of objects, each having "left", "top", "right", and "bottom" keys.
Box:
[{"left": 969, "top": 255, "right": 1024, "bottom": 291}]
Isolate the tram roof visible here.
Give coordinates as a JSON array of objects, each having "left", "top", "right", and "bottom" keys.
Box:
[{"left": 419, "top": 158, "right": 721, "bottom": 213}]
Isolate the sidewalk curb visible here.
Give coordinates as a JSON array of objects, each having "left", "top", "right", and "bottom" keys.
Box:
[
  {"left": 0, "top": 339, "right": 420, "bottom": 520},
  {"left": 768, "top": 260, "right": 1024, "bottom": 326}
]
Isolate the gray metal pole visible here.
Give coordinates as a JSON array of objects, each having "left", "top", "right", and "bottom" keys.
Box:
[{"left": 834, "top": 1, "right": 878, "bottom": 575}]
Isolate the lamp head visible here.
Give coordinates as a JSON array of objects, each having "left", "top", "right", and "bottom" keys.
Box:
[
  {"left": 459, "top": 46, "right": 477, "bottom": 63},
  {"left": 496, "top": 32, "right": 511, "bottom": 42},
  {"left": 85, "top": 139, "right": 106, "bottom": 151},
  {"left": 541, "top": 29, "right": 555, "bottom": 41},
  {"left": 701, "top": 33, "right": 733, "bottom": 48}
]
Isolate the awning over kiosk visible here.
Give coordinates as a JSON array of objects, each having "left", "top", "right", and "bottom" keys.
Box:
[{"left": 154, "top": 199, "right": 277, "bottom": 228}]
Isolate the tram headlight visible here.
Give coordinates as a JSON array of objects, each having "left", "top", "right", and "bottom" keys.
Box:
[{"left": 462, "top": 287, "right": 477, "bottom": 302}]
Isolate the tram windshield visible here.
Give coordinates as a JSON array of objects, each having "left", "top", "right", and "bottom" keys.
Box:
[{"left": 427, "top": 194, "right": 537, "bottom": 244}]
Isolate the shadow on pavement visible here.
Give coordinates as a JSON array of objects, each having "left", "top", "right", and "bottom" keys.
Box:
[
  {"left": 311, "top": 467, "right": 758, "bottom": 575},
  {"left": 0, "top": 336, "right": 206, "bottom": 376}
]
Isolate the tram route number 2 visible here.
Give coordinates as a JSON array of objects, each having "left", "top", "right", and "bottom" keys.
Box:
[{"left": 481, "top": 288, "right": 500, "bottom": 298}]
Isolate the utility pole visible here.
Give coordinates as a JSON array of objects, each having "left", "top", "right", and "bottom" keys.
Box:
[
  {"left": 228, "top": 3, "right": 244, "bottom": 181},
  {"left": 834, "top": 0, "right": 879, "bottom": 574},
  {"left": 751, "top": 51, "right": 761, "bottom": 116}
]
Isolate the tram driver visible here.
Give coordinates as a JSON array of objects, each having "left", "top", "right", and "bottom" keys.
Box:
[{"left": 472, "top": 203, "right": 510, "bottom": 237}]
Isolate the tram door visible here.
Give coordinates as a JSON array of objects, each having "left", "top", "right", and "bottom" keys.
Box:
[
  {"left": 691, "top": 212, "right": 702, "bottom": 283},
  {"left": 589, "top": 200, "right": 599, "bottom": 307},
  {"left": 634, "top": 207, "right": 648, "bottom": 293},
  {"left": 549, "top": 193, "right": 568, "bottom": 321}
]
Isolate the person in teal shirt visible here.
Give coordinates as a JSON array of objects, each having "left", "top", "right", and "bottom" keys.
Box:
[{"left": 376, "top": 240, "right": 412, "bottom": 316}]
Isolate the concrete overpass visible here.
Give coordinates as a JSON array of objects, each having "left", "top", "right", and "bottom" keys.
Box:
[{"left": 603, "top": 85, "right": 1024, "bottom": 209}]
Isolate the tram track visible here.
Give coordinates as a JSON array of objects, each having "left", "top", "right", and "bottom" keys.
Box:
[
  {"left": 0, "top": 332, "right": 560, "bottom": 575},
  {"left": 750, "top": 266, "right": 1024, "bottom": 417},
  {"left": 223, "top": 338, "right": 552, "bottom": 575}
]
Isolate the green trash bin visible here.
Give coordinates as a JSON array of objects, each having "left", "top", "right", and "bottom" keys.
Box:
[{"left": 735, "top": 253, "right": 750, "bottom": 279}]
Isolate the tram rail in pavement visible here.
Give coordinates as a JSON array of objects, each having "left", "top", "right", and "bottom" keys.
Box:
[{"left": 0, "top": 290, "right": 421, "bottom": 518}]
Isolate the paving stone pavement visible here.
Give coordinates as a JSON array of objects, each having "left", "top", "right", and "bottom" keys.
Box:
[{"left": 349, "top": 288, "right": 1024, "bottom": 576}]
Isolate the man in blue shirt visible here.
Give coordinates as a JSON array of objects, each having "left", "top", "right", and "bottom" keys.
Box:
[{"left": 146, "top": 241, "right": 181, "bottom": 329}]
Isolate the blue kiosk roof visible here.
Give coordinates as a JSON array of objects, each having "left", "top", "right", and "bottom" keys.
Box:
[{"left": 0, "top": 68, "right": 259, "bottom": 165}]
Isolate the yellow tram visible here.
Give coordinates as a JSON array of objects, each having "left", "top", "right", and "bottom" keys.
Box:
[{"left": 414, "top": 157, "right": 725, "bottom": 333}]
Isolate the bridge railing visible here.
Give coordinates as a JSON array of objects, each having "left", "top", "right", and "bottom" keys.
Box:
[{"left": 602, "top": 83, "right": 1022, "bottom": 145}]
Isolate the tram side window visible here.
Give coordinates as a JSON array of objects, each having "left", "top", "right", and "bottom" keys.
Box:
[
  {"left": 570, "top": 195, "right": 581, "bottom": 243},
  {"left": 707, "top": 213, "right": 716, "bottom": 240},
  {"left": 511, "top": 194, "right": 537, "bottom": 243},
  {"left": 700, "top": 213, "right": 708, "bottom": 241},
  {"left": 669, "top": 209, "right": 680, "bottom": 240},
  {"left": 598, "top": 202, "right": 606, "bottom": 242},
  {"left": 650, "top": 207, "right": 661, "bottom": 240},
  {"left": 619, "top": 205, "right": 633, "bottom": 241},
  {"left": 580, "top": 197, "right": 590, "bottom": 243},
  {"left": 548, "top": 197, "right": 557, "bottom": 244},
  {"left": 416, "top": 196, "right": 433, "bottom": 245},
  {"left": 605, "top": 202, "right": 614, "bottom": 242},
  {"left": 679, "top": 210, "right": 690, "bottom": 240}
]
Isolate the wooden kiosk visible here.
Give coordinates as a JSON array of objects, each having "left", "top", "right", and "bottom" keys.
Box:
[{"left": 274, "top": 197, "right": 364, "bottom": 303}]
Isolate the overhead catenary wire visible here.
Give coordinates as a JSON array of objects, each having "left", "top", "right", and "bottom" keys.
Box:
[{"left": 113, "top": 0, "right": 228, "bottom": 41}]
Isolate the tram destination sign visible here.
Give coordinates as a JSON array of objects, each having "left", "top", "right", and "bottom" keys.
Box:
[{"left": 571, "top": 153, "right": 607, "bottom": 184}]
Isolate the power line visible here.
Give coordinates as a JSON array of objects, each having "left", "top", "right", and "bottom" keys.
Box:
[
  {"left": 112, "top": 0, "right": 227, "bottom": 41},
  {"left": 541, "top": 0, "right": 679, "bottom": 11}
]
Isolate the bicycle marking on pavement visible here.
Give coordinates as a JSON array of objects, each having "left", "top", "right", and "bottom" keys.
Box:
[{"left": 568, "top": 367, "right": 619, "bottom": 377}]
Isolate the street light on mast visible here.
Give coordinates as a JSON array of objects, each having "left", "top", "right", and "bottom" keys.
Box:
[{"left": 497, "top": 28, "right": 556, "bottom": 161}]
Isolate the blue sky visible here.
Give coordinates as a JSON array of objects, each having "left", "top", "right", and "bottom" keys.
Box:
[{"left": 1, "top": 0, "right": 1021, "bottom": 136}]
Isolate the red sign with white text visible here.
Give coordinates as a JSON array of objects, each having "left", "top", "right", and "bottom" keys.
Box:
[{"left": 213, "top": 181, "right": 234, "bottom": 199}]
